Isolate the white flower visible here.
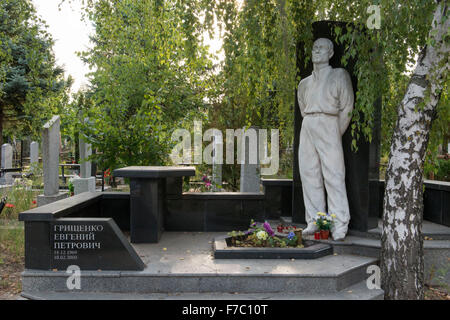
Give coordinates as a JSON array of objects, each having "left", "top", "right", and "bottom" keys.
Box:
[{"left": 256, "top": 230, "right": 268, "bottom": 240}]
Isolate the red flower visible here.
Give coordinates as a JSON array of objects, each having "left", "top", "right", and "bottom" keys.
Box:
[
  {"left": 104, "top": 169, "right": 111, "bottom": 178},
  {"left": 32, "top": 200, "right": 37, "bottom": 204},
  {"left": 5, "top": 203, "right": 15, "bottom": 208}
]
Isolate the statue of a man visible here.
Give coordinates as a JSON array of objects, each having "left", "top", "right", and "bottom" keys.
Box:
[{"left": 297, "top": 38, "right": 354, "bottom": 240}]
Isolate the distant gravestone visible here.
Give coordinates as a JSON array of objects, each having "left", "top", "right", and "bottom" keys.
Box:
[
  {"left": 37, "top": 116, "right": 67, "bottom": 206},
  {"left": 1, "top": 143, "right": 12, "bottom": 169},
  {"left": 212, "top": 132, "right": 222, "bottom": 191},
  {"left": 73, "top": 137, "right": 96, "bottom": 194},
  {"left": 240, "top": 127, "right": 260, "bottom": 193},
  {"left": 30, "top": 141, "right": 39, "bottom": 164},
  {"left": 0, "top": 143, "right": 13, "bottom": 184},
  {"left": 79, "top": 138, "right": 91, "bottom": 178}
]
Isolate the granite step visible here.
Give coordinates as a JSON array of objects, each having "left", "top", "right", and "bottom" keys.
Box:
[
  {"left": 21, "top": 280, "right": 383, "bottom": 300},
  {"left": 280, "top": 217, "right": 450, "bottom": 241},
  {"left": 21, "top": 232, "right": 383, "bottom": 298},
  {"left": 21, "top": 254, "right": 378, "bottom": 296},
  {"left": 276, "top": 222, "right": 450, "bottom": 286}
]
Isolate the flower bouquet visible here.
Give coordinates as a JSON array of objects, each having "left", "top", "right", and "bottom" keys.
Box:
[
  {"left": 227, "top": 220, "right": 303, "bottom": 248},
  {"left": 313, "top": 212, "right": 336, "bottom": 239}
]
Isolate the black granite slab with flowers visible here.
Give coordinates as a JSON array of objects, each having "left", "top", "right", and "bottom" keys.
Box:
[{"left": 213, "top": 235, "right": 333, "bottom": 259}]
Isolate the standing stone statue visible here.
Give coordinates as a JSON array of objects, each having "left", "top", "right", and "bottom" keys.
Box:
[{"left": 297, "top": 38, "right": 354, "bottom": 240}]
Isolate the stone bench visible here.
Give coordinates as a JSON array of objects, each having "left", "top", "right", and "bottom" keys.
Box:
[{"left": 113, "top": 166, "right": 196, "bottom": 243}]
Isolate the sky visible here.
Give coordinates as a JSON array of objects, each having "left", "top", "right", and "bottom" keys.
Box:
[
  {"left": 32, "top": 0, "right": 225, "bottom": 93},
  {"left": 32, "top": 0, "right": 94, "bottom": 92}
]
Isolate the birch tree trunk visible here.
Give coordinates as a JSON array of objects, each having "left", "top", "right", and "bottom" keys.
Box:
[{"left": 381, "top": 1, "right": 449, "bottom": 300}]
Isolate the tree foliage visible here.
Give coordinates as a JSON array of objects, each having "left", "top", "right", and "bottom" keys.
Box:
[
  {"left": 76, "top": 0, "right": 216, "bottom": 170},
  {"left": 213, "top": 0, "right": 447, "bottom": 162},
  {"left": 0, "top": 0, "right": 69, "bottom": 146},
  {"left": 67, "top": 0, "right": 448, "bottom": 184}
]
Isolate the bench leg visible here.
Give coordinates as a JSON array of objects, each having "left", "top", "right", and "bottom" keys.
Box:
[{"left": 129, "top": 178, "right": 165, "bottom": 243}]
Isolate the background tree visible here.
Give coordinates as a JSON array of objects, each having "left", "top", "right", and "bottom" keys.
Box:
[
  {"left": 77, "top": 0, "right": 216, "bottom": 171},
  {"left": 380, "top": 1, "right": 449, "bottom": 299},
  {"left": 0, "top": 0, "right": 70, "bottom": 155},
  {"left": 60, "top": 90, "right": 95, "bottom": 163},
  {"left": 206, "top": 0, "right": 299, "bottom": 188}
]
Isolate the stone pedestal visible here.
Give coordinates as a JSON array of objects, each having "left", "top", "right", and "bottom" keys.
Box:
[
  {"left": 73, "top": 177, "right": 96, "bottom": 195},
  {"left": 37, "top": 192, "right": 68, "bottom": 207}
]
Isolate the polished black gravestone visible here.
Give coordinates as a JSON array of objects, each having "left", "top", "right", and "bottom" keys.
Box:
[
  {"left": 262, "top": 179, "right": 293, "bottom": 219},
  {"left": 24, "top": 218, "right": 144, "bottom": 270},
  {"left": 113, "top": 166, "right": 196, "bottom": 243},
  {"left": 213, "top": 236, "right": 332, "bottom": 259},
  {"left": 292, "top": 21, "right": 381, "bottom": 232}
]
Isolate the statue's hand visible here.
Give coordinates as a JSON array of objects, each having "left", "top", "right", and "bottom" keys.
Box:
[{"left": 338, "top": 111, "right": 352, "bottom": 136}]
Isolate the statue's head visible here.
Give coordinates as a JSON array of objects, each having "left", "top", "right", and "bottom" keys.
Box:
[{"left": 312, "top": 38, "right": 334, "bottom": 64}]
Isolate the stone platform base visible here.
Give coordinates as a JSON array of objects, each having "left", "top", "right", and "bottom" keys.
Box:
[
  {"left": 73, "top": 177, "right": 96, "bottom": 195},
  {"left": 21, "top": 232, "right": 383, "bottom": 300},
  {"left": 21, "top": 280, "right": 383, "bottom": 300},
  {"left": 37, "top": 192, "right": 68, "bottom": 207}
]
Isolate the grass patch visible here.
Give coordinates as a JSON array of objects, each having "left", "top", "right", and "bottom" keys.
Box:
[
  {"left": 0, "top": 224, "right": 24, "bottom": 297},
  {"left": 0, "top": 225, "right": 25, "bottom": 256},
  {"left": 0, "top": 178, "right": 30, "bottom": 298},
  {"left": 425, "top": 285, "right": 450, "bottom": 300},
  {"left": 0, "top": 176, "right": 41, "bottom": 221}
]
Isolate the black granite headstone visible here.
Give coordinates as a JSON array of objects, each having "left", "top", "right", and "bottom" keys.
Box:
[
  {"left": 292, "top": 21, "right": 381, "bottom": 232},
  {"left": 25, "top": 218, "right": 144, "bottom": 270}
]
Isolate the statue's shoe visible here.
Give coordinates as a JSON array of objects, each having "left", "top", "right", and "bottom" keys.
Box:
[
  {"left": 331, "top": 224, "right": 348, "bottom": 241},
  {"left": 302, "top": 224, "right": 318, "bottom": 235},
  {"left": 332, "top": 231, "right": 346, "bottom": 241}
]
